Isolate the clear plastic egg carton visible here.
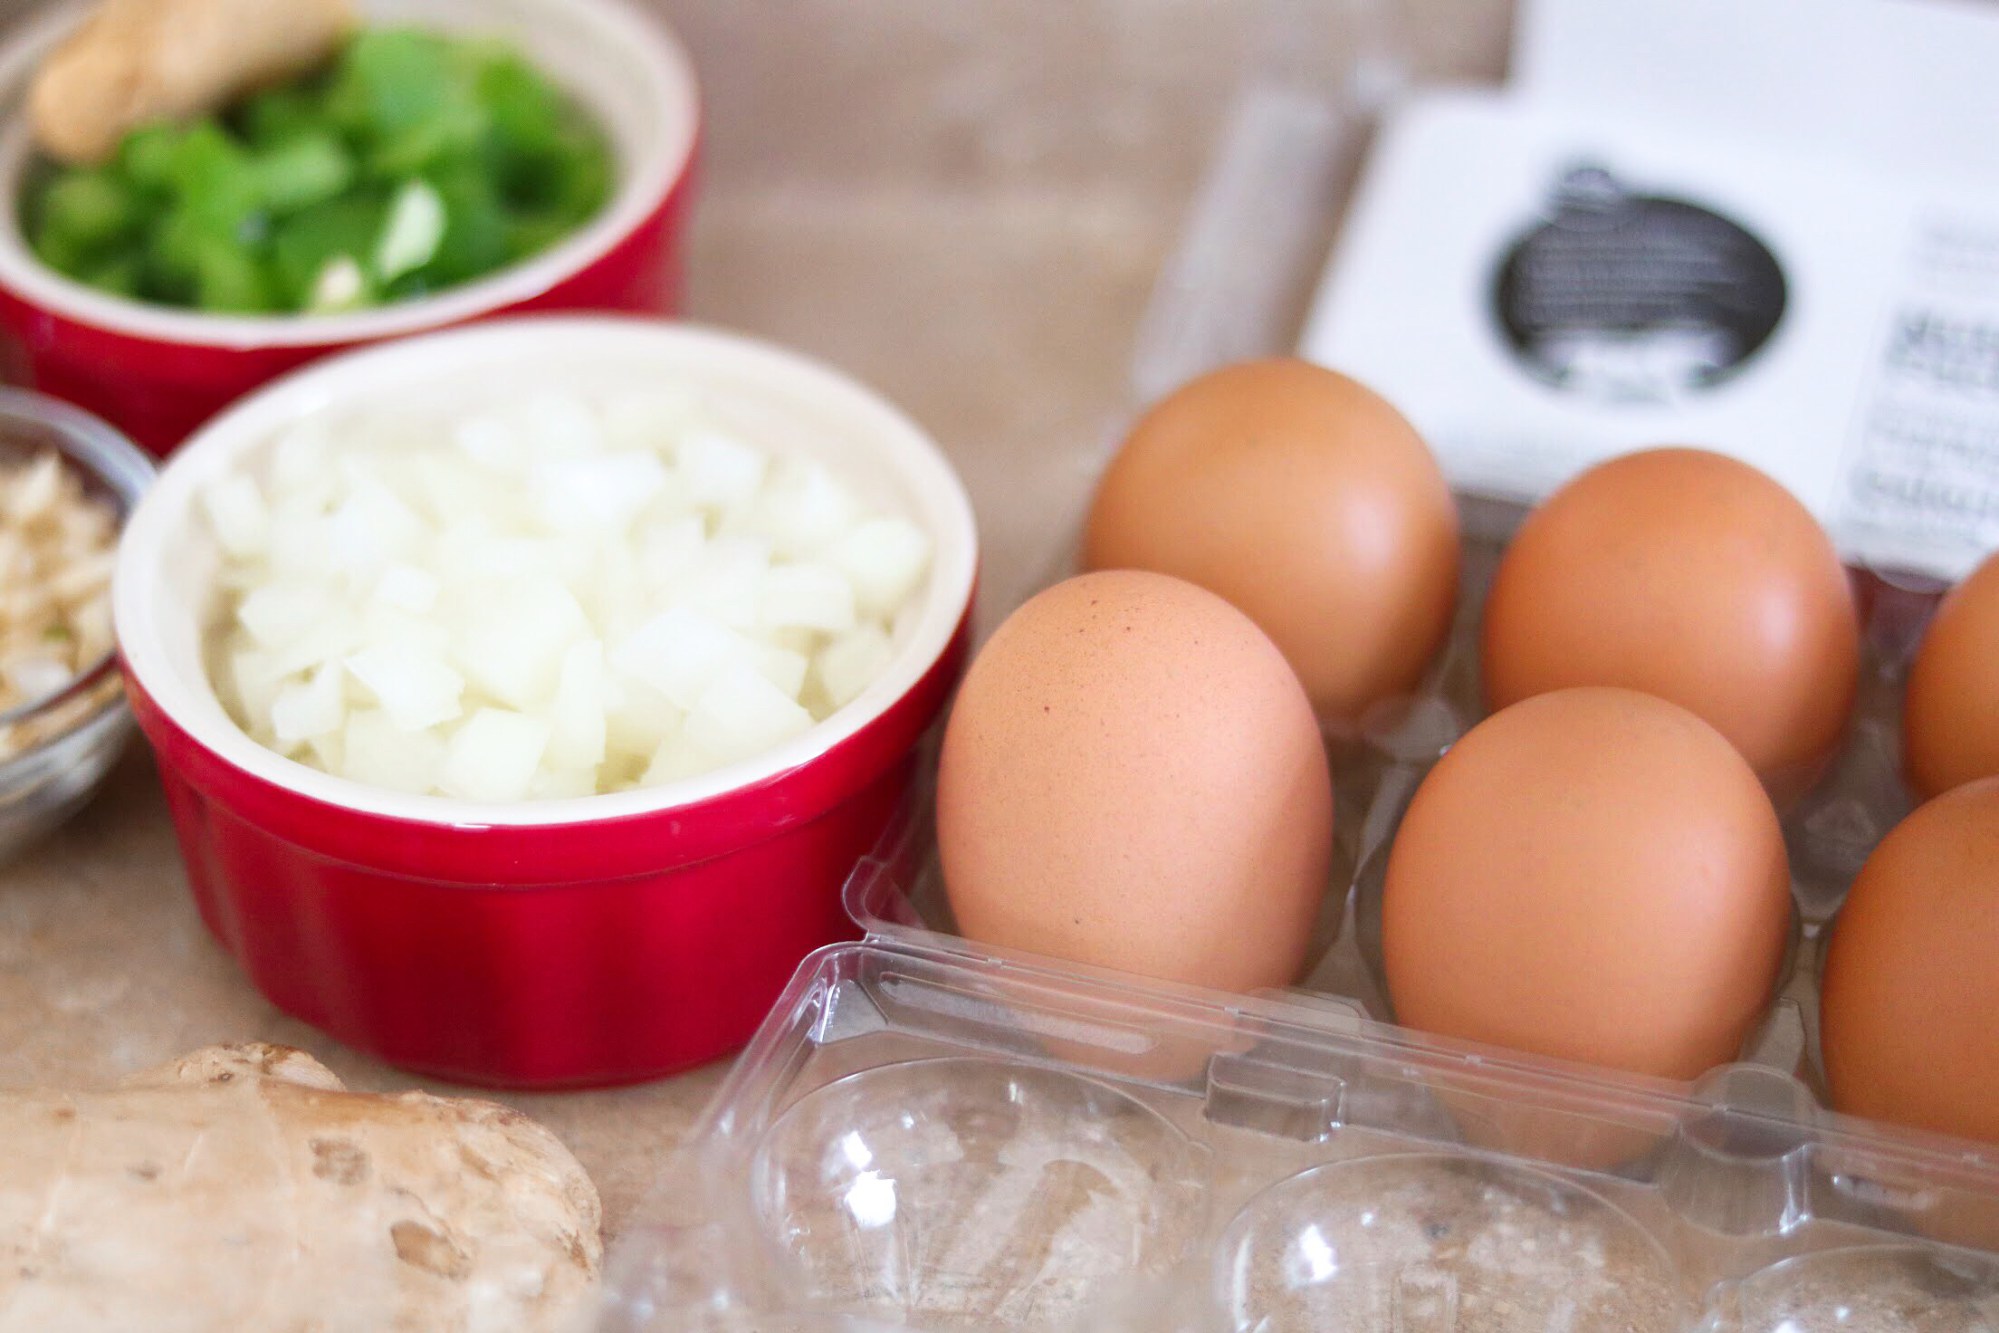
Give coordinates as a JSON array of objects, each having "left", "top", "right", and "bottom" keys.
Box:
[
  {"left": 601, "top": 41, "right": 1999, "bottom": 1333},
  {"left": 598, "top": 924, "right": 1999, "bottom": 1331}
]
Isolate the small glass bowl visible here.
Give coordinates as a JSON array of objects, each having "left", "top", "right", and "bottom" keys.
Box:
[{"left": 0, "top": 389, "right": 153, "bottom": 864}]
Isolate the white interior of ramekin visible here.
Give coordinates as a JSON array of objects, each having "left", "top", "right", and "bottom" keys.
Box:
[
  {"left": 114, "top": 318, "right": 979, "bottom": 827},
  {"left": 0, "top": 0, "right": 697, "bottom": 348}
]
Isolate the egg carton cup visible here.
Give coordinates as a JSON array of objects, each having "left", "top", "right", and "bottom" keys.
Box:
[{"left": 602, "top": 28, "right": 1999, "bottom": 1330}]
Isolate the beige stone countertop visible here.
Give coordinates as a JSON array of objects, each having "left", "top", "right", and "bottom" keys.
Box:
[{"left": 0, "top": 0, "right": 1511, "bottom": 1239}]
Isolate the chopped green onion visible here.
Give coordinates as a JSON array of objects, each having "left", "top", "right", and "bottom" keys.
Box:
[
  {"left": 308, "top": 255, "right": 369, "bottom": 312},
  {"left": 75, "top": 253, "right": 144, "bottom": 299},
  {"left": 236, "top": 86, "right": 325, "bottom": 149},
  {"left": 252, "top": 133, "right": 355, "bottom": 215},
  {"left": 37, "top": 169, "right": 141, "bottom": 256},
  {"left": 373, "top": 178, "right": 445, "bottom": 282},
  {"left": 270, "top": 194, "right": 387, "bottom": 309},
  {"left": 117, "top": 124, "right": 186, "bottom": 193},
  {"left": 22, "top": 25, "right": 612, "bottom": 315}
]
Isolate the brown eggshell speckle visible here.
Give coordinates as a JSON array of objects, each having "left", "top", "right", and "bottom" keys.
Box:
[
  {"left": 1481, "top": 447, "right": 1859, "bottom": 800},
  {"left": 1382, "top": 687, "right": 1792, "bottom": 1083},
  {"left": 1905, "top": 552, "right": 1999, "bottom": 800},
  {"left": 1083, "top": 359, "right": 1460, "bottom": 725},
  {"left": 1821, "top": 778, "right": 1999, "bottom": 1145},
  {"left": 937, "top": 569, "right": 1333, "bottom": 996}
]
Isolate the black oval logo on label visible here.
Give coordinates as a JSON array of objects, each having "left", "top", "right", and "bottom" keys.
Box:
[{"left": 1493, "top": 164, "right": 1788, "bottom": 404}]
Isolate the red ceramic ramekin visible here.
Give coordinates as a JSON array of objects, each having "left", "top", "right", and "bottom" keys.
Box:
[
  {"left": 0, "top": 0, "right": 700, "bottom": 456},
  {"left": 112, "top": 317, "right": 978, "bottom": 1088}
]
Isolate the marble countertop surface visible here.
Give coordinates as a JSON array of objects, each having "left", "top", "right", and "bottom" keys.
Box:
[{"left": 0, "top": 0, "right": 1510, "bottom": 1238}]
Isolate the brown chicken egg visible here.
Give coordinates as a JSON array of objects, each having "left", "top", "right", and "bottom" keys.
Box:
[
  {"left": 1083, "top": 359, "right": 1460, "bottom": 725},
  {"left": 1905, "top": 551, "right": 1999, "bottom": 799},
  {"left": 1481, "top": 448, "right": 1859, "bottom": 800},
  {"left": 1821, "top": 779, "right": 1999, "bottom": 1144},
  {"left": 1382, "top": 687, "right": 1792, "bottom": 1082},
  {"left": 937, "top": 569, "right": 1333, "bottom": 994}
]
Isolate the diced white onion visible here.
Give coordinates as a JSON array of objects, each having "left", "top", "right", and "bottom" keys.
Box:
[
  {"left": 641, "top": 728, "right": 713, "bottom": 786},
  {"left": 545, "top": 640, "right": 608, "bottom": 770},
  {"left": 829, "top": 516, "right": 934, "bottom": 618},
  {"left": 759, "top": 561, "right": 856, "bottom": 634},
  {"left": 684, "top": 669, "right": 813, "bottom": 765},
  {"left": 438, "top": 708, "right": 551, "bottom": 802},
  {"left": 372, "top": 564, "right": 441, "bottom": 615},
  {"left": 612, "top": 605, "right": 755, "bottom": 712},
  {"left": 669, "top": 536, "right": 768, "bottom": 630},
  {"left": 447, "top": 576, "right": 589, "bottom": 710},
  {"left": 203, "top": 385, "right": 935, "bottom": 800},
  {"left": 342, "top": 709, "right": 446, "bottom": 794},
  {"left": 756, "top": 645, "right": 810, "bottom": 701},
  {"left": 753, "top": 458, "right": 860, "bottom": 558},
  {"left": 343, "top": 641, "right": 464, "bottom": 733},
  {"left": 676, "top": 430, "right": 766, "bottom": 509},
  {"left": 814, "top": 624, "right": 897, "bottom": 711},
  {"left": 270, "top": 661, "right": 346, "bottom": 745},
  {"left": 200, "top": 474, "right": 270, "bottom": 559},
  {"left": 236, "top": 582, "right": 331, "bottom": 648}
]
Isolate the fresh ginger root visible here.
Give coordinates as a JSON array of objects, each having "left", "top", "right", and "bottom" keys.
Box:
[
  {"left": 0, "top": 1044, "right": 602, "bottom": 1332},
  {"left": 30, "top": 0, "right": 355, "bottom": 164}
]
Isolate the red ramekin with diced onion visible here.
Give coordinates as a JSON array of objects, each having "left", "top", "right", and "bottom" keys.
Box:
[
  {"left": 112, "top": 316, "right": 977, "bottom": 1088},
  {"left": 0, "top": 0, "right": 699, "bottom": 456}
]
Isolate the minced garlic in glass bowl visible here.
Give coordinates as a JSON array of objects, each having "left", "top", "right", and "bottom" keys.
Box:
[
  {"left": 0, "top": 391, "right": 152, "bottom": 861},
  {"left": 0, "top": 451, "right": 118, "bottom": 743}
]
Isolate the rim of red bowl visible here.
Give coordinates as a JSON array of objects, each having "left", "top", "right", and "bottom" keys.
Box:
[
  {"left": 0, "top": 0, "right": 699, "bottom": 348},
  {"left": 112, "top": 315, "right": 980, "bottom": 830}
]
